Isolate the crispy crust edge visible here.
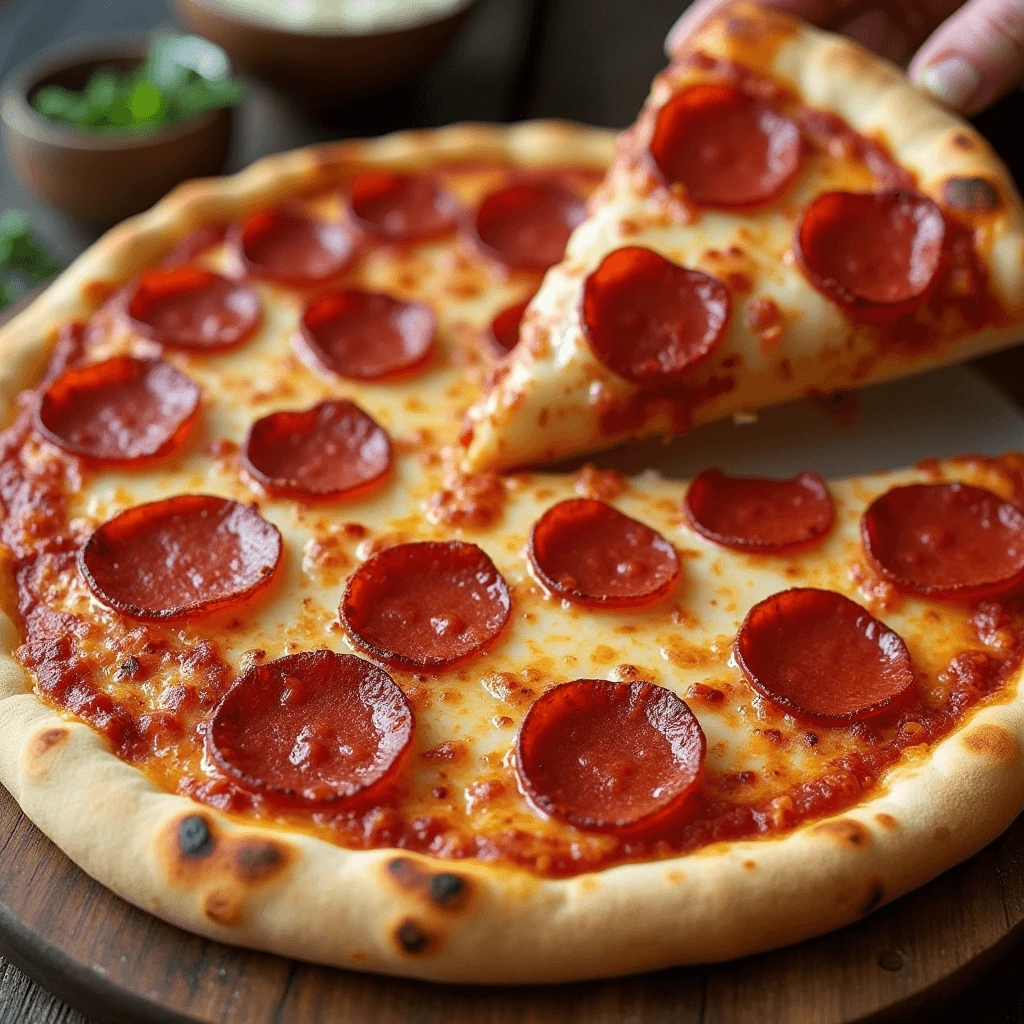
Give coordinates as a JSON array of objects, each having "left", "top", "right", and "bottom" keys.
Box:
[{"left": 1, "top": 121, "right": 1024, "bottom": 984}]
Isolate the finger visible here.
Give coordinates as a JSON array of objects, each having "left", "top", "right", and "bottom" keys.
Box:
[
  {"left": 909, "top": 0, "right": 1024, "bottom": 113},
  {"left": 832, "top": 0, "right": 963, "bottom": 66},
  {"left": 665, "top": 0, "right": 858, "bottom": 56}
]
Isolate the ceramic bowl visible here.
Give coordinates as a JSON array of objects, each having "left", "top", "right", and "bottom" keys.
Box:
[
  {"left": 173, "top": 0, "right": 475, "bottom": 108},
  {"left": 0, "top": 39, "right": 233, "bottom": 227}
]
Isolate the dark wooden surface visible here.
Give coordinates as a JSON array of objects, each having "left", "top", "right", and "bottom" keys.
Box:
[
  {"left": 2, "top": 0, "right": 1024, "bottom": 1021},
  {"left": 4, "top": 775, "right": 1024, "bottom": 1024}
]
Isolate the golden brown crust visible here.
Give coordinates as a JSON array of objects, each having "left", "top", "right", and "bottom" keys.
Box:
[{"left": 2, "top": 120, "right": 1024, "bottom": 985}]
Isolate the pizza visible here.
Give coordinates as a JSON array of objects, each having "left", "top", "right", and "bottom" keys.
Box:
[
  {"left": 461, "top": 2, "right": 1024, "bottom": 472},
  {"left": 0, "top": 93, "right": 1023, "bottom": 988}
]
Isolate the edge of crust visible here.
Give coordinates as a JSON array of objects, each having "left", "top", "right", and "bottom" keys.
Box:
[{"left": 2, "top": 604, "right": 1023, "bottom": 983}]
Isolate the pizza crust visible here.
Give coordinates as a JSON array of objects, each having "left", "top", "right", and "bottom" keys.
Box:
[
  {"left": 2, "top": 585, "right": 1023, "bottom": 982},
  {"left": 462, "top": 3, "right": 1024, "bottom": 472},
  {"left": 2, "top": 120, "right": 1024, "bottom": 984}
]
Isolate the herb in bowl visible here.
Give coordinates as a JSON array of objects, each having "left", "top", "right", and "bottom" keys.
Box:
[
  {"left": 31, "top": 33, "right": 242, "bottom": 132},
  {"left": 0, "top": 211, "right": 61, "bottom": 311}
]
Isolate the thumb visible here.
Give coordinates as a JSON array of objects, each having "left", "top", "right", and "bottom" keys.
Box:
[{"left": 909, "top": 0, "right": 1024, "bottom": 115}]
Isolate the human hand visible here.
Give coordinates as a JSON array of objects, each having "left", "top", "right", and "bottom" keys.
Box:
[{"left": 666, "top": 0, "right": 1024, "bottom": 116}]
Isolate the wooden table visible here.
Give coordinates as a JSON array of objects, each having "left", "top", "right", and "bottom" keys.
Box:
[{"left": 1, "top": 0, "right": 1023, "bottom": 1019}]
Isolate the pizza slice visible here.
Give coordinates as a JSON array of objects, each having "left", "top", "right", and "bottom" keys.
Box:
[{"left": 461, "top": 2, "right": 1024, "bottom": 472}]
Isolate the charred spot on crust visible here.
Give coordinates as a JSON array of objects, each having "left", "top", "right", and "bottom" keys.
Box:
[
  {"left": 178, "top": 815, "right": 215, "bottom": 860},
  {"left": 860, "top": 877, "right": 885, "bottom": 916},
  {"left": 233, "top": 839, "right": 286, "bottom": 881},
  {"left": 386, "top": 857, "right": 470, "bottom": 912},
  {"left": 943, "top": 176, "right": 1000, "bottom": 212},
  {"left": 813, "top": 818, "right": 870, "bottom": 848},
  {"left": 386, "top": 856, "right": 422, "bottom": 888},
  {"left": 952, "top": 132, "right": 975, "bottom": 151},
  {"left": 963, "top": 723, "right": 1019, "bottom": 765},
  {"left": 395, "top": 918, "right": 433, "bottom": 955},
  {"left": 429, "top": 872, "right": 467, "bottom": 909},
  {"left": 30, "top": 727, "right": 68, "bottom": 757},
  {"left": 874, "top": 813, "right": 898, "bottom": 831},
  {"left": 203, "top": 888, "right": 243, "bottom": 926}
]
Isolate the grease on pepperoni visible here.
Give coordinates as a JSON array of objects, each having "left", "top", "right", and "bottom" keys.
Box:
[
  {"left": 80, "top": 495, "right": 282, "bottom": 621},
  {"left": 208, "top": 650, "right": 413, "bottom": 807},
  {"left": 299, "top": 288, "right": 435, "bottom": 380},
  {"left": 35, "top": 357, "right": 200, "bottom": 465},
  {"left": 487, "top": 296, "right": 532, "bottom": 356},
  {"left": 529, "top": 498, "right": 680, "bottom": 607},
  {"left": 474, "top": 181, "right": 586, "bottom": 270},
  {"left": 243, "top": 399, "right": 391, "bottom": 500},
  {"left": 341, "top": 540, "right": 511, "bottom": 669},
  {"left": 649, "top": 83, "right": 801, "bottom": 208},
  {"left": 735, "top": 588, "right": 915, "bottom": 723},
  {"left": 583, "top": 246, "right": 730, "bottom": 385},
  {"left": 349, "top": 171, "right": 460, "bottom": 242},
  {"left": 685, "top": 468, "right": 834, "bottom": 553},
  {"left": 514, "top": 679, "right": 705, "bottom": 833},
  {"left": 795, "top": 190, "right": 945, "bottom": 316},
  {"left": 862, "top": 482, "right": 1024, "bottom": 601},
  {"left": 237, "top": 208, "right": 355, "bottom": 286},
  {"left": 127, "top": 268, "right": 262, "bottom": 351}
]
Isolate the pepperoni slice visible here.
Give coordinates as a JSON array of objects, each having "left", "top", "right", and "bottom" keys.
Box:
[
  {"left": 487, "top": 296, "right": 532, "bottom": 357},
  {"left": 514, "top": 679, "right": 705, "bottom": 833},
  {"left": 649, "top": 83, "right": 802, "bottom": 208},
  {"left": 35, "top": 357, "right": 200, "bottom": 465},
  {"left": 341, "top": 540, "right": 511, "bottom": 669},
  {"left": 127, "top": 268, "right": 262, "bottom": 352},
  {"left": 474, "top": 181, "right": 586, "bottom": 270},
  {"left": 299, "top": 289, "right": 435, "bottom": 381},
  {"left": 80, "top": 495, "right": 282, "bottom": 621},
  {"left": 348, "top": 171, "right": 460, "bottom": 243},
  {"left": 529, "top": 499, "right": 680, "bottom": 607},
  {"left": 237, "top": 208, "right": 355, "bottom": 287},
  {"left": 208, "top": 650, "right": 413, "bottom": 807},
  {"left": 795, "top": 190, "right": 945, "bottom": 317},
  {"left": 243, "top": 399, "right": 391, "bottom": 500},
  {"left": 861, "top": 483, "right": 1024, "bottom": 601},
  {"left": 685, "top": 469, "right": 834, "bottom": 553},
  {"left": 582, "top": 247, "right": 730, "bottom": 385},
  {"left": 735, "top": 588, "right": 915, "bottom": 723}
]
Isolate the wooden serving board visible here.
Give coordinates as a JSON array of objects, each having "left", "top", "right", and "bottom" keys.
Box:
[{"left": 2, "top": 781, "right": 1024, "bottom": 1024}]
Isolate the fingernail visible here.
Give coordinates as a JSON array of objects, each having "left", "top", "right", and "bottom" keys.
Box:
[
  {"left": 665, "top": 13, "right": 689, "bottom": 56},
  {"left": 917, "top": 57, "right": 981, "bottom": 110}
]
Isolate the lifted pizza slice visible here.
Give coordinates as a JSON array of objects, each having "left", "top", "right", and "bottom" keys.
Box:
[{"left": 462, "top": 2, "right": 1024, "bottom": 471}]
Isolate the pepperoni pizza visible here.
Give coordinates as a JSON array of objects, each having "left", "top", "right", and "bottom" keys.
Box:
[
  {"left": 462, "top": 2, "right": 1024, "bottom": 471},
  {"left": 0, "top": 105, "right": 1023, "bottom": 986}
]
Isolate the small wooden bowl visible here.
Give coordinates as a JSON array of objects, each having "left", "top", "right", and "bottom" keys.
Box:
[
  {"left": 173, "top": 0, "right": 475, "bottom": 108},
  {"left": 0, "top": 39, "right": 233, "bottom": 228}
]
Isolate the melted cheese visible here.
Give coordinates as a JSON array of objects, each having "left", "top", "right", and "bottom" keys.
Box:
[{"left": 7, "top": 149, "right": 1023, "bottom": 878}]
